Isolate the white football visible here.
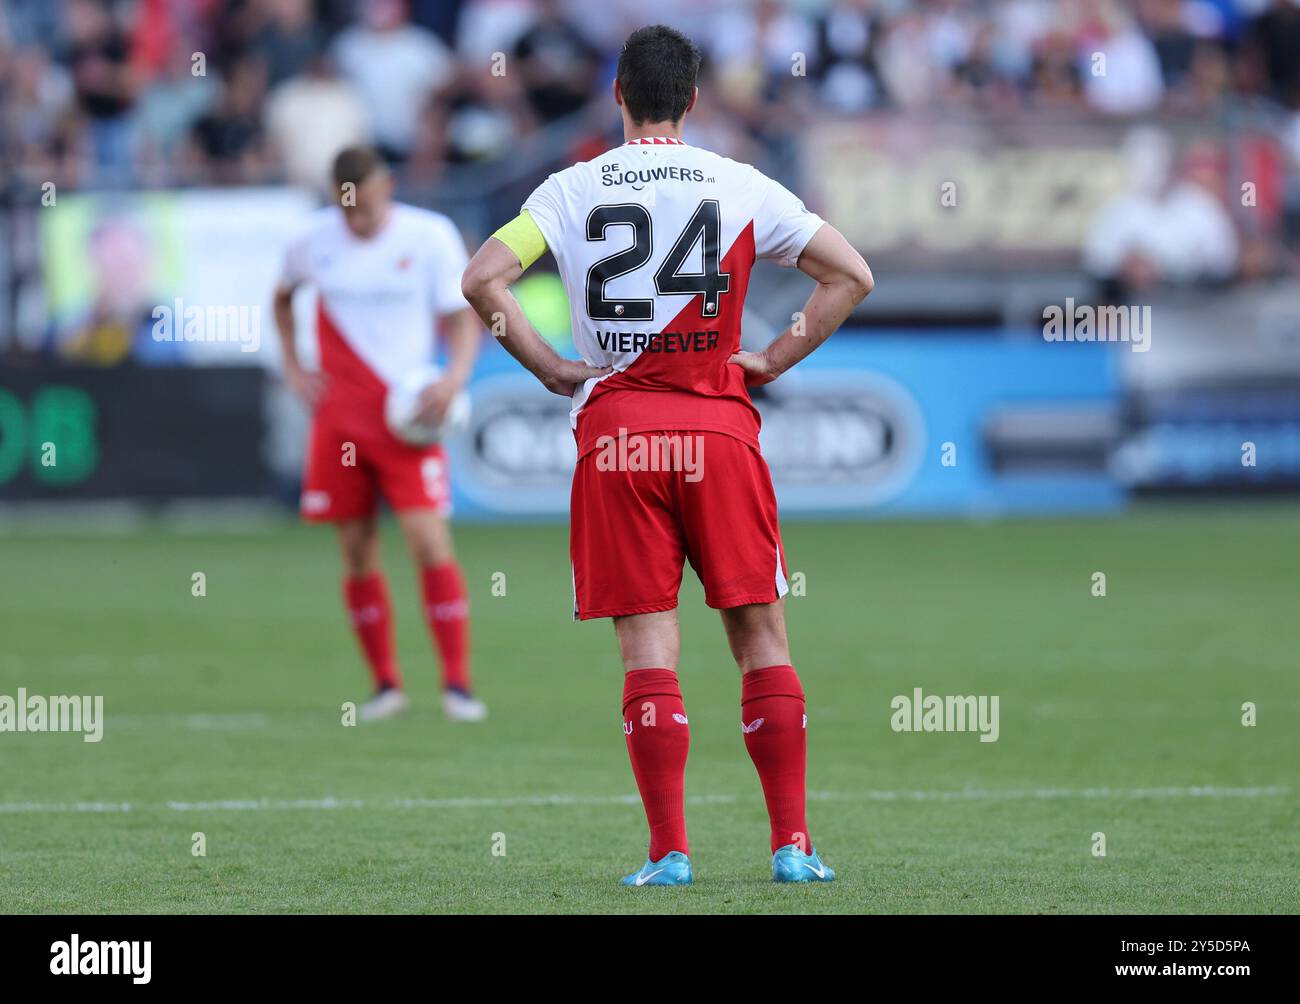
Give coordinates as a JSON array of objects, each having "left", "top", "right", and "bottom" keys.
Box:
[{"left": 384, "top": 367, "right": 471, "bottom": 446}]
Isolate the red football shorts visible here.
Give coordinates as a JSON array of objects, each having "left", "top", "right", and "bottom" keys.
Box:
[
  {"left": 570, "top": 430, "right": 788, "bottom": 620},
  {"left": 300, "top": 399, "right": 451, "bottom": 522}
]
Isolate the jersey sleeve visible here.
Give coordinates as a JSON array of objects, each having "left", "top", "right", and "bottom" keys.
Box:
[
  {"left": 521, "top": 173, "right": 565, "bottom": 256},
  {"left": 428, "top": 215, "right": 471, "bottom": 315},
  {"left": 278, "top": 231, "right": 313, "bottom": 290},
  {"left": 751, "top": 169, "right": 825, "bottom": 268}
]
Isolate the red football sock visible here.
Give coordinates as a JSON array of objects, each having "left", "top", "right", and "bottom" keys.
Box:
[
  {"left": 343, "top": 573, "right": 400, "bottom": 691},
  {"left": 741, "top": 664, "right": 810, "bottom": 853},
  {"left": 420, "top": 561, "right": 471, "bottom": 692},
  {"left": 623, "top": 668, "right": 690, "bottom": 860}
]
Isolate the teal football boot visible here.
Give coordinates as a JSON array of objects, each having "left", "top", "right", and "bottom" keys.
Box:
[
  {"left": 772, "top": 844, "right": 835, "bottom": 882},
  {"left": 620, "top": 850, "right": 693, "bottom": 887}
]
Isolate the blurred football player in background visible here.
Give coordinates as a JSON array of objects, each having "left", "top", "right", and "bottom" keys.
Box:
[{"left": 274, "top": 145, "right": 486, "bottom": 722}]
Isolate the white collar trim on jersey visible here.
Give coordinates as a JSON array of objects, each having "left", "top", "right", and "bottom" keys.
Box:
[{"left": 624, "top": 137, "right": 685, "bottom": 146}]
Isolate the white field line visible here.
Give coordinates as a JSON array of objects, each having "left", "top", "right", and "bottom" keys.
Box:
[
  {"left": 0, "top": 785, "right": 1288, "bottom": 816},
  {"left": 107, "top": 713, "right": 271, "bottom": 730}
]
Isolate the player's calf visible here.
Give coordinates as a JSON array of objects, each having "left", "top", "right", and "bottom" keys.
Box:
[
  {"left": 396, "top": 510, "right": 485, "bottom": 719},
  {"left": 599, "top": 614, "right": 693, "bottom": 884},
  {"left": 722, "top": 603, "right": 833, "bottom": 878},
  {"left": 720, "top": 601, "right": 790, "bottom": 673},
  {"left": 337, "top": 519, "right": 404, "bottom": 699}
]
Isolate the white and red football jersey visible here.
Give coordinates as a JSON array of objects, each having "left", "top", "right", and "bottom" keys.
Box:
[
  {"left": 280, "top": 203, "right": 470, "bottom": 407},
  {"left": 522, "top": 138, "right": 824, "bottom": 456}
]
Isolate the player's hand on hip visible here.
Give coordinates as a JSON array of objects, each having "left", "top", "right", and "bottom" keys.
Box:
[
  {"left": 729, "top": 350, "right": 779, "bottom": 387},
  {"left": 414, "top": 377, "right": 461, "bottom": 425},
  {"left": 286, "top": 365, "right": 328, "bottom": 409},
  {"left": 539, "top": 359, "right": 612, "bottom": 398}
]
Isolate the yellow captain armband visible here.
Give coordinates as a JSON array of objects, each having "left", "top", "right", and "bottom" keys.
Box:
[{"left": 492, "top": 211, "right": 548, "bottom": 270}]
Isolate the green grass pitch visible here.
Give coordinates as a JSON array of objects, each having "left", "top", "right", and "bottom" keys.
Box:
[{"left": 2, "top": 506, "right": 1297, "bottom": 913}]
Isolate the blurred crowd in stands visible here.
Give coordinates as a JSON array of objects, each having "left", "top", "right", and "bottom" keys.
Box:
[
  {"left": 1, "top": 0, "right": 1299, "bottom": 288},
  {"left": 4, "top": 0, "right": 1299, "bottom": 185}
]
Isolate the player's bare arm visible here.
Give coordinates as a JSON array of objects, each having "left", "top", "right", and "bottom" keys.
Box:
[
  {"left": 273, "top": 278, "right": 327, "bottom": 408},
  {"left": 729, "top": 224, "right": 874, "bottom": 386},
  {"left": 415, "top": 306, "right": 480, "bottom": 425},
  {"left": 461, "top": 235, "right": 611, "bottom": 397}
]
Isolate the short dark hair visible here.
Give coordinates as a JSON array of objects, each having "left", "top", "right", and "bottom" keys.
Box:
[
  {"left": 331, "top": 145, "right": 385, "bottom": 193},
  {"left": 616, "top": 25, "right": 701, "bottom": 126}
]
